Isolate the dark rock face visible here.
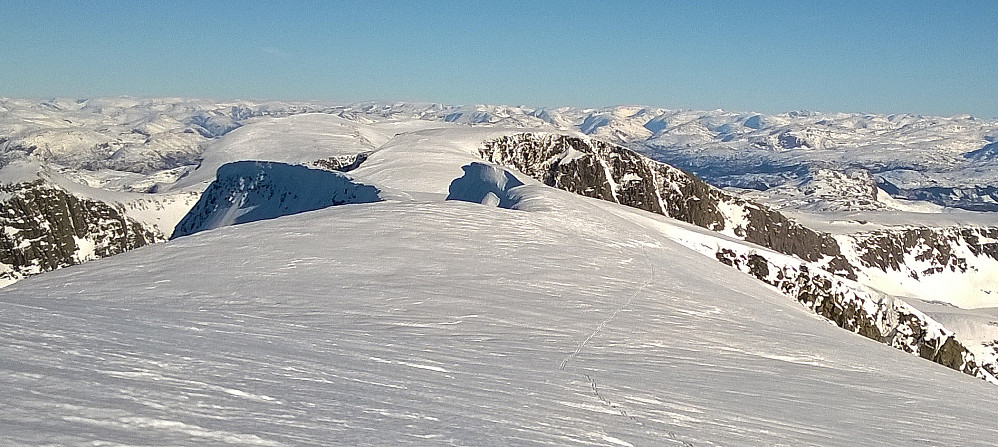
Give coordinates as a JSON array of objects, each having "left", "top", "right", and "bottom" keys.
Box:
[
  {"left": 715, "top": 248, "right": 991, "bottom": 380},
  {"left": 0, "top": 181, "right": 159, "bottom": 283},
  {"left": 850, "top": 227, "right": 998, "bottom": 280},
  {"left": 480, "top": 133, "right": 854, "bottom": 278},
  {"left": 312, "top": 152, "right": 370, "bottom": 172}
]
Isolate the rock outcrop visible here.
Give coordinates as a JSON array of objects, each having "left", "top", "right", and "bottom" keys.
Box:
[
  {"left": 0, "top": 181, "right": 159, "bottom": 285},
  {"left": 480, "top": 133, "right": 855, "bottom": 278},
  {"left": 478, "top": 132, "right": 998, "bottom": 382},
  {"left": 848, "top": 227, "right": 998, "bottom": 278}
]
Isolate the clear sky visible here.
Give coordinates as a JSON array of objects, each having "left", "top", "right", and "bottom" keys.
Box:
[{"left": 2, "top": 1, "right": 996, "bottom": 117}]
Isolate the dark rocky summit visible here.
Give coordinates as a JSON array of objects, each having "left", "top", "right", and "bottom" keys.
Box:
[{"left": 0, "top": 180, "right": 159, "bottom": 283}]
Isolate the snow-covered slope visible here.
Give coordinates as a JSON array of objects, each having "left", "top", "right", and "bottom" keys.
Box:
[
  {"left": 4, "top": 184, "right": 998, "bottom": 446},
  {"left": 171, "top": 161, "right": 380, "bottom": 238},
  {"left": 4, "top": 109, "right": 998, "bottom": 444}
]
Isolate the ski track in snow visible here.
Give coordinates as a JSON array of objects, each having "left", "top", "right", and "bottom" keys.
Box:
[
  {"left": 558, "top": 234, "right": 659, "bottom": 434},
  {"left": 4, "top": 202, "right": 998, "bottom": 446},
  {"left": 3, "top": 115, "right": 998, "bottom": 445}
]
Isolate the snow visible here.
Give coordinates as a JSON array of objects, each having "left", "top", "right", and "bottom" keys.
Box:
[
  {"left": 3, "top": 125, "right": 998, "bottom": 445},
  {"left": 4, "top": 198, "right": 998, "bottom": 445},
  {"left": 445, "top": 162, "right": 525, "bottom": 209},
  {"left": 71, "top": 236, "right": 96, "bottom": 263},
  {"left": 171, "top": 161, "right": 380, "bottom": 238},
  {"left": 171, "top": 113, "right": 394, "bottom": 190}
]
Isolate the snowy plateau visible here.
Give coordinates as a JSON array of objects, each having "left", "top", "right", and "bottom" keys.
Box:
[{"left": 2, "top": 97, "right": 998, "bottom": 445}]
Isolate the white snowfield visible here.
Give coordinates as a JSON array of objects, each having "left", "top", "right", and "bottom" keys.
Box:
[{"left": 3, "top": 126, "right": 998, "bottom": 446}]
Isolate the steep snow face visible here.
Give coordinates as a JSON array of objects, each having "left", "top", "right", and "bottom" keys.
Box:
[
  {"left": 4, "top": 200, "right": 998, "bottom": 446},
  {"left": 171, "top": 161, "right": 380, "bottom": 238},
  {"left": 965, "top": 141, "right": 998, "bottom": 161}
]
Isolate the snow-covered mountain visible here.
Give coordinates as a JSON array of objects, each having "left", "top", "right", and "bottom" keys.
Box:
[
  {"left": 4, "top": 97, "right": 996, "bottom": 210},
  {"left": 3, "top": 97, "right": 998, "bottom": 444}
]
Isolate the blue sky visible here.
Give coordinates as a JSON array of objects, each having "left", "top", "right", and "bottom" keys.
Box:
[{"left": 2, "top": 1, "right": 996, "bottom": 117}]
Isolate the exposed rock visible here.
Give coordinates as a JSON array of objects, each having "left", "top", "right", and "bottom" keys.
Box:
[
  {"left": 714, "top": 248, "right": 993, "bottom": 382},
  {"left": 848, "top": 227, "right": 998, "bottom": 278},
  {"left": 0, "top": 181, "right": 159, "bottom": 284},
  {"left": 313, "top": 152, "right": 371, "bottom": 172},
  {"left": 480, "top": 133, "right": 855, "bottom": 278}
]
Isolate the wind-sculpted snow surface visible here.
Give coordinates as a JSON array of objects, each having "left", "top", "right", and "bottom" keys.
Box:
[
  {"left": 171, "top": 161, "right": 380, "bottom": 238},
  {"left": 4, "top": 201, "right": 998, "bottom": 446}
]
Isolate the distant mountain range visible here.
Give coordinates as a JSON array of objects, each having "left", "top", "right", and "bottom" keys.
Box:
[{"left": 3, "top": 98, "right": 998, "bottom": 444}]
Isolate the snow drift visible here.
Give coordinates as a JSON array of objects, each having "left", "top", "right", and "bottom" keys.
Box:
[
  {"left": 171, "top": 161, "right": 380, "bottom": 238},
  {"left": 446, "top": 162, "right": 525, "bottom": 209}
]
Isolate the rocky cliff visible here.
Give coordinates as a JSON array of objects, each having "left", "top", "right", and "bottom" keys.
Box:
[
  {"left": 480, "top": 133, "right": 855, "bottom": 278},
  {"left": 0, "top": 180, "right": 160, "bottom": 286},
  {"left": 478, "top": 132, "right": 998, "bottom": 382}
]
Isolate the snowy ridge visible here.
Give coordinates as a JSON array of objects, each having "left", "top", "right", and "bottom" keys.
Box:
[
  {"left": 4, "top": 129, "right": 998, "bottom": 444},
  {"left": 171, "top": 161, "right": 380, "bottom": 238},
  {"left": 476, "top": 132, "right": 998, "bottom": 380}
]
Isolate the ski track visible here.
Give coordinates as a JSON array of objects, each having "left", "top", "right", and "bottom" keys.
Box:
[
  {"left": 4, "top": 202, "right": 996, "bottom": 446},
  {"left": 3, "top": 109, "right": 998, "bottom": 446}
]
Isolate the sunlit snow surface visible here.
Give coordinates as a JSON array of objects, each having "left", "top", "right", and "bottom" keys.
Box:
[
  {"left": 3, "top": 198, "right": 998, "bottom": 446},
  {"left": 3, "top": 106, "right": 998, "bottom": 445}
]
